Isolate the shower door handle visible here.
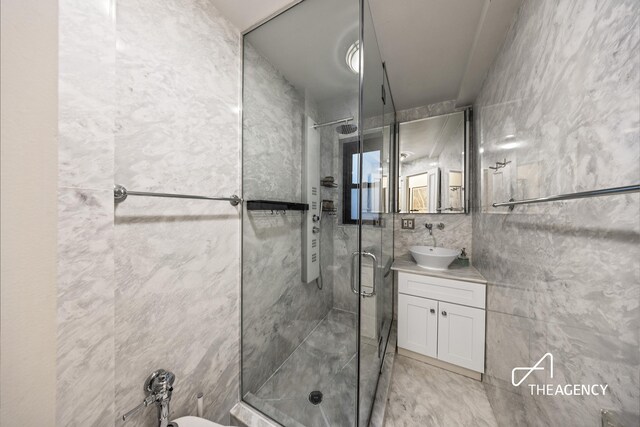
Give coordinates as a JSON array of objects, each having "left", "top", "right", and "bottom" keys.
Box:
[
  {"left": 361, "top": 251, "right": 377, "bottom": 298},
  {"left": 350, "top": 251, "right": 360, "bottom": 296},
  {"left": 350, "top": 251, "right": 377, "bottom": 298}
]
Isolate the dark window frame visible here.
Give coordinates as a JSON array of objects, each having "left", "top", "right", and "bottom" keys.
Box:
[{"left": 342, "top": 139, "right": 381, "bottom": 225}]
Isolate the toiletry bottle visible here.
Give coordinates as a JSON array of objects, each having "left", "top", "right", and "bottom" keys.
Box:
[{"left": 457, "top": 247, "right": 469, "bottom": 267}]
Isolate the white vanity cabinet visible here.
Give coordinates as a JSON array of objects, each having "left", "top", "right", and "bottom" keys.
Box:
[
  {"left": 397, "top": 271, "right": 486, "bottom": 374},
  {"left": 398, "top": 293, "right": 438, "bottom": 358},
  {"left": 437, "top": 301, "right": 485, "bottom": 372}
]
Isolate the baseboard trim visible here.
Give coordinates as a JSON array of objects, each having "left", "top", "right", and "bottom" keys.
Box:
[{"left": 397, "top": 347, "right": 482, "bottom": 381}]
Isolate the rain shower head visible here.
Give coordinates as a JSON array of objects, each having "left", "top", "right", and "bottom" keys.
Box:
[{"left": 336, "top": 123, "right": 357, "bottom": 134}]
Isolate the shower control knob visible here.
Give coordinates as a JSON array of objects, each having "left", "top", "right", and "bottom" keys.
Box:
[
  {"left": 312, "top": 214, "right": 320, "bottom": 223},
  {"left": 312, "top": 226, "right": 320, "bottom": 234}
]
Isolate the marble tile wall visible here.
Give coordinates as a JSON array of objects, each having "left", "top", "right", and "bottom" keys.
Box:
[
  {"left": 241, "top": 42, "right": 332, "bottom": 395},
  {"left": 57, "top": 0, "right": 243, "bottom": 425},
  {"left": 57, "top": 189, "right": 115, "bottom": 426},
  {"left": 318, "top": 123, "right": 336, "bottom": 308},
  {"left": 114, "top": 1, "right": 241, "bottom": 424},
  {"left": 473, "top": 0, "right": 640, "bottom": 425},
  {"left": 57, "top": 0, "right": 116, "bottom": 424},
  {"left": 330, "top": 225, "right": 359, "bottom": 313},
  {"left": 393, "top": 214, "right": 472, "bottom": 259}
]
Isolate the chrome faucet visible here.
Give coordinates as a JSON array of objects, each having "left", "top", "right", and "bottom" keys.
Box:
[
  {"left": 122, "top": 369, "right": 175, "bottom": 427},
  {"left": 424, "top": 223, "right": 443, "bottom": 247},
  {"left": 425, "top": 222, "right": 445, "bottom": 236},
  {"left": 425, "top": 223, "right": 433, "bottom": 235}
]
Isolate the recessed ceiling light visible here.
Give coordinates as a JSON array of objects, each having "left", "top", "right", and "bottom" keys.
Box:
[{"left": 346, "top": 41, "right": 359, "bottom": 74}]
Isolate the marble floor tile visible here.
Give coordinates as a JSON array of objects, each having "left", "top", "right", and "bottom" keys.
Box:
[
  {"left": 359, "top": 342, "right": 382, "bottom": 425},
  {"left": 384, "top": 355, "right": 498, "bottom": 427},
  {"left": 248, "top": 308, "right": 398, "bottom": 427},
  {"left": 369, "top": 325, "right": 397, "bottom": 427},
  {"left": 482, "top": 382, "right": 528, "bottom": 427},
  {"left": 251, "top": 309, "right": 359, "bottom": 426}
]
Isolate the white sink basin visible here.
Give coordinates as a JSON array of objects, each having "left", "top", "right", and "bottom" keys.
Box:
[{"left": 409, "top": 246, "right": 460, "bottom": 270}]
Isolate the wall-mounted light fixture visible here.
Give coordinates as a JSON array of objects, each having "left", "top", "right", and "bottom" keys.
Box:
[{"left": 346, "top": 41, "right": 359, "bottom": 74}]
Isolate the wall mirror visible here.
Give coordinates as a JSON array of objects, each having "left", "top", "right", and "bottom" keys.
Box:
[{"left": 397, "top": 110, "right": 470, "bottom": 214}]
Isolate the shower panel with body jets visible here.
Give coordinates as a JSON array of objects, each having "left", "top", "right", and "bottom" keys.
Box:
[{"left": 307, "top": 117, "right": 359, "bottom": 291}]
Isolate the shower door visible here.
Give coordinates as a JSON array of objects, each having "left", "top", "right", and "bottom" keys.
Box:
[
  {"left": 240, "top": 0, "right": 394, "bottom": 425},
  {"left": 241, "top": 0, "right": 363, "bottom": 426},
  {"left": 357, "top": 1, "right": 395, "bottom": 425}
]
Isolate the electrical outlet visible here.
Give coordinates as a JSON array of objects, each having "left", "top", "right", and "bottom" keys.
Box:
[{"left": 401, "top": 218, "right": 415, "bottom": 230}]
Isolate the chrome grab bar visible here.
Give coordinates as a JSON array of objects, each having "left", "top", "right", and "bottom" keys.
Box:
[
  {"left": 350, "top": 251, "right": 377, "bottom": 298},
  {"left": 492, "top": 184, "right": 640, "bottom": 211},
  {"left": 114, "top": 184, "right": 241, "bottom": 206}
]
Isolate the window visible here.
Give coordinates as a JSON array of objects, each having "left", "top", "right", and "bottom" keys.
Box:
[{"left": 342, "top": 137, "right": 382, "bottom": 225}]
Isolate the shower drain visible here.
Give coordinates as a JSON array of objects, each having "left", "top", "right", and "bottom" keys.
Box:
[{"left": 308, "top": 390, "right": 323, "bottom": 405}]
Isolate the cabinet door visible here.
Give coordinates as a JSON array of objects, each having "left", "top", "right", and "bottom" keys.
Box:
[
  {"left": 437, "top": 302, "right": 485, "bottom": 372},
  {"left": 398, "top": 293, "right": 438, "bottom": 358}
]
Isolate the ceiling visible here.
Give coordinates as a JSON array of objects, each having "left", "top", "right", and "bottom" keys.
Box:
[
  {"left": 211, "top": 0, "right": 522, "bottom": 110},
  {"left": 399, "top": 112, "right": 464, "bottom": 160},
  {"left": 243, "top": 0, "right": 360, "bottom": 107},
  {"left": 369, "top": 0, "right": 522, "bottom": 109}
]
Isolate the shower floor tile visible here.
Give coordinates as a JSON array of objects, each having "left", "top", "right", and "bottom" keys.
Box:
[
  {"left": 250, "top": 308, "right": 380, "bottom": 427},
  {"left": 384, "top": 354, "right": 498, "bottom": 427}
]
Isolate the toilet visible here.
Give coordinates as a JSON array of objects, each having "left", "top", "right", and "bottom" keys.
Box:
[{"left": 171, "top": 416, "right": 229, "bottom": 427}]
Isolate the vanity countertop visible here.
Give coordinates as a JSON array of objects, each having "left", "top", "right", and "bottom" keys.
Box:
[{"left": 391, "top": 256, "right": 487, "bottom": 284}]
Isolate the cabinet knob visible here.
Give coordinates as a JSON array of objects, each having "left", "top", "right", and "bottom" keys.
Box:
[
  {"left": 441, "top": 311, "right": 447, "bottom": 316},
  {"left": 430, "top": 308, "right": 435, "bottom": 314}
]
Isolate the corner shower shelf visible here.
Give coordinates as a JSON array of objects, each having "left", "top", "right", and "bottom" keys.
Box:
[{"left": 246, "top": 200, "right": 309, "bottom": 211}]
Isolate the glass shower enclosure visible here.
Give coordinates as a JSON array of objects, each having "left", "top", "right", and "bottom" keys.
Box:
[{"left": 241, "top": 0, "right": 395, "bottom": 425}]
